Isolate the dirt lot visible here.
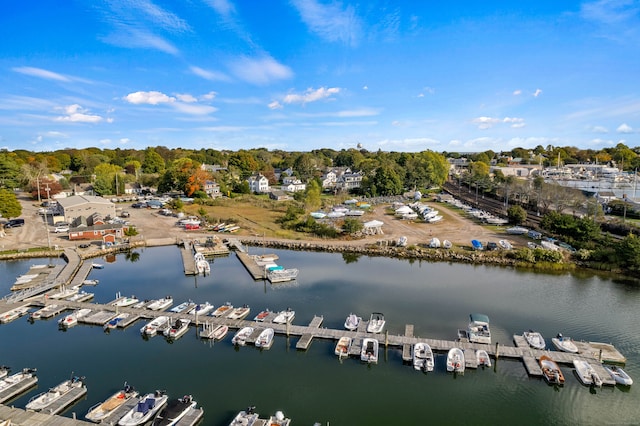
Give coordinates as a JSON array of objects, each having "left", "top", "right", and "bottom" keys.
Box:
[{"left": 1, "top": 194, "right": 520, "bottom": 252}]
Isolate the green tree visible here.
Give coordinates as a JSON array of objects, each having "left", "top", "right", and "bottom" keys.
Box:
[
  {"left": 303, "top": 180, "right": 322, "bottom": 211},
  {"left": 507, "top": 205, "right": 527, "bottom": 225},
  {"left": 142, "top": 148, "right": 165, "bottom": 174},
  {"left": 371, "top": 165, "right": 403, "bottom": 196},
  {"left": 342, "top": 218, "right": 363, "bottom": 234},
  {"left": 0, "top": 188, "right": 21, "bottom": 219},
  {"left": 0, "top": 153, "right": 22, "bottom": 189},
  {"left": 615, "top": 234, "right": 640, "bottom": 271}
]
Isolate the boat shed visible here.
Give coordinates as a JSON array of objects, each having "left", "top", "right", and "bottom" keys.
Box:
[{"left": 56, "top": 195, "right": 116, "bottom": 223}]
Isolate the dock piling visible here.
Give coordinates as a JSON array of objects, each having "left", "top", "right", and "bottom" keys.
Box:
[{"left": 495, "top": 342, "right": 500, "bottom": 359}]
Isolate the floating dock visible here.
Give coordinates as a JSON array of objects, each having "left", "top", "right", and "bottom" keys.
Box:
[
  {"left": 0, "top": 375, "right": 38, "bottom": 404},
  {"left": 34, "top": 385, "right": 88, "bottom": 415},
  {"left": 179, "top": 240, "right": 197, "bottom": 275}
]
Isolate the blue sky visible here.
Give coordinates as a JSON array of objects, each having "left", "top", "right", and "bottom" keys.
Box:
[{"left": 1, "top": 0, "right": 639, "bottom": 153}]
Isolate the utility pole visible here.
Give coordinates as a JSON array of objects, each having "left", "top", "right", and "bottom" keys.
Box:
[{"left": 44, "top": 184, "right": 53, "bottom": 266}]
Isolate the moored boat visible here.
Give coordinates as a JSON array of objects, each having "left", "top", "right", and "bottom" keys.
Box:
[
  {"left": 273, "top": 308, "right": 295, "bottom": 324},
  {"left": 164, "top": 319, "right": 191, "bottom": 340},
  {"left": 112, "top": 295, "right": 139, "bottom": 307},
  {"left": 268, "top": 411, "right": 291, "bottom": 426},
  {"left": 151, "top": 394, "right": 197, "bottom": 426},
  {"left": 82, "top": 279, "right": 99, "bottom": 286},
  {"left": 104, "top": 313, "right": 130, "bottom": 330},
  {"left": 603, "top": 365, "right": 633, "bottom": 386},
  {"left": 170, "top": 301, "right": 195, "bottom": 314},
  {"left": 25, "top": 375, "right": 85, "bottom": 412},
  {"left": 335, "top": 336, "right": 352, "bottom": 357},
  {"left": 255, "top": 328, "right": 275, "bottom": 349},
  {"left": 0, "top": 306, "right": 30, "bottom": 323},
  {"left": 86, "top": 383, "right": 138, "bottom": 422},
  {"left": 360, "top": 338, "right": 379, "bottom": 363},
  {"left": 211, "top": 302, "right": 233, "bottom": 317},
  {"left": 344, "top": 313, "right": 361, "bottom": 331},
  {"left": 551, "top": 333, "right": 579, "bottom": 353},
  {"left": 227, "top": 305, "right": 251, "bottom": 320},
  {"left": 232, "top": 326, "right": 254, "bottom": 346},
  {"left": 254, "top": 309, "right": 271, "bottom": 322},
  {"left": 523, "top": 330, "right": 546, "bottom": 350},
  {"left": 413, "top": 342, "right": 434, "bottom": 372},
  {"left": 229, "top": 406, "right": 259, "bottom": 426},
  {"left": 140, "top": 316, "right": 170, "bottom": 337},
  {"left": 467, "top": 313, "right": 491, "bottom": 344},
  {"left": 0, "top": 368, "right": 37, "bottom": 393},
  {"left": 447, "top": 348, "right": 465, "bottom": 373},
  {"left": 146, "top": 296, "right": 173, "bottom": 311},
  {"left": 58, "top": 308, "right": 92, "bottom": 328},
  {"left": 267, "top": 268, "right": 299, "bottom": 283},
  {"left": 118, "top": 391, "right": 168, "bottom": 426},
  {"left": 573, "top": 359, "right": 603, "bottom": 387},
  {"left": 476, "top": 349, "right": 492, "bottom": 367},
  {"left": 539, "top": 355, "right": 565, "bottom": 385},
  {"left": 366, "top": 312, "right": 385, "bottom": 333},
  {"left": 187, "top": 302, "right": 214, "bottom": 316}
]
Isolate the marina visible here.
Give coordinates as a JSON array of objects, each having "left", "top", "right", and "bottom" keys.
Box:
[{"left": 1, "top": 246, "right": 639, "bottom": 425}]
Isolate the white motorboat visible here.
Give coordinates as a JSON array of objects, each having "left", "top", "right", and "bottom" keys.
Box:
[
  {"left": 447, "top": 348, "right": 465, "bottom": 373},
  {"left": 0, "top": 306, "right": 30, "bottom": 323},
  {"left": 429, "top": 237, "right": 441, "bottom": 248},
  {"left": 498, "top": 240, "right": 513, "bottom": 250},
  {"left": 467, "top": 313, "right": 491, "bottom": 344},
  {"left": 58, "top": 308, "right": 92, "bottom": 328},
  {"left": 112, "top": 295, "right": 140, "bottom": 307},
  {"left": 26, "top": 375, "right": 85, "bottom": 412},
  {"left": 573, "top": 359, "right": 603, "bottom": 387},
  {"left": 227, "top": 305, "right": 251, "bottom": 320},
  {"left": 603, "top": 365, "right": 633, "bottom": 386},
  {"left": 30, "top": 304, "right": 59, "bottom": 320},
  {"left": 211, "top": 302, "right": 233, "bottom": 317},
  {"left": 360, "top": 338, "right": 379, "bottom": 363},
  {"left": 66, "top": 291, "right": 94, "bottom": 302},
  {"left": 551, "top": 333, "right": 579, "bottom": 353},
  {"left": 82, "top": 279, "right": 99, "bottom": 286},
  {"left": 199, "top": 323, "right": 229, "bottom": 340},
  {"left": 229, "top": 406, "right": 259, "bottom": 426},
  {"left": 232, "top": 326, "right": 254, "bottom": 346},
  {"left": 140, "top": 316, "right": 170, "bottom": 337},
  {"left": 476, "top": 349, "right": 492, "bottom": 367},
  {"left": 170, "top": 301, "right": 195, "bottom": 314},
  {"left": 151, "top": 394, "right": 197, "bottom": 426},
  {"left": 194, "top": 253, "right": 210, "bottom": 275},
  {"left": 48, "top": 286, "right": 80, "bottom": 299},
  {"left": 254, "top": 309, "right": 272, "bottom": 322},
  {"left": 506, "top": 226, "right": 528, "bottom": 235},
  {"left": 267, "top": 268, "right": 299, "bottom": 283},
  {"left": 523, "top": 330, "right": 546, "bottom": 350},
  {"left": 442, "top": 240, "right": 452, "bottom": 249},
  {"left": 164, "top": 319, "right": 191, "bottom": 340},
  {"left": 344, "top": 313, "right": 361, "bottom": 331},
  {"left": 187, "top": 302, "right": 214, "bottom": 316},
  {"left": 0, "top": 366, "right": 9, "bottom": 380},
  {"left": 118, "top": 391, "right": 168, "bottom": 426},
  {"left": 255, "top": 328, "right": 275, "bottom": 349},
  {"left": 366, "top": 312, "right": 385, "bottom": 333},
  {"left": 413, "top": 342, "right": 435, "bottom": 372},
  {"left": 268, "top": 411, "right": 291, "bottom": 426},
  {"left": 273, "top": 308, "right": 295, "bottom": 324},
  {"left": 335, "top": 336, "right": 352, "bottom": 357},
  {"left": 86, "top": 383, "right": 138, "bottom": 422},
  {"left": 146, "top": 296, "right": 173, "bottom": 311},
  {"left": 92, "top": 263, "right": 104, "bottom": 269},
  {"left": 0, "top": 368, "right": 37, "bottom": 393}
]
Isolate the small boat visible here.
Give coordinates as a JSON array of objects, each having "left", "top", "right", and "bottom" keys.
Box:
[
  {"left": 86, "top": 383, "right": 138, "bottom": 422},
  {"left": 146, "top": 296, "right": 173, "bottom": 311},
  {"left": 187, "top": 302, "right": 214, "bottom": 316},
  {"left": 268, "top": 411, "right": 291, "bottom": 426},
  {"left": 140, "top": 316, "right": 170, "bottom": 337},
  {"left": 429, "top": 237, "right": 441, "bottom": 248},
  {"left": 442, "top": 240, "right": 452, "bottom": 249},
  {"left": 48, "top": 286, "right": 80, "bottom": 299},
  {"left": 498, "top": 240, "right": 513, "bottom": 250},
  {"left": 0, "top": 368, "right": 37, "bottom": 393},
  {"left": 471, "top": 239, "right": 483, "bottom": 250},
  {"left": 227, "top": 305, "right": 251, "bottom": 320},
  {"left": 170, "top": 301, "right": 195, "bottom": 314},
  {"left": 30, "top": 304, "right": 59, "bottom": 320},
  {"left": 366, "top": 312, "right": 385, "bottom": 333},
  {"left": 92, "top": 263, "right": 104, "bottom": 269},
  {"left": 255, "top": 328, "right": 275, "bottom": 349},
  {"left": 232, "top": 326, "right": 254, "bottom": 346},
  {"left": 273, "top": 308, "right": 295, "bottom": 324},
  {"left": 194, "top": 253, "right": 210, "bottom": 275},
  {"left": 199, "top": 324, "right": 229, "bottom": 340},
  {"left": 112, "top": 295, "right": 140, "bottom": 307},
  {"left": 335, "top": 336, "right": 352, "bottom": 357},
  {"left": 523, "top": 330, "right": 546, "bottom": 350},
  {"left": 344, "top": 313, "right": 361, "bottom": 331},
  {"left": 66, "top": 290, "right": 94, "bottom": 302},
  {"left": 360, "top": 338, "right": 379, "bottom": 363},
  {"left": 151, "top": 394, "right": 197, "bottom": 426},
  {"left": 82, "top": 279, "right": 99, "bottom": 286},
  {"left": 310, "top": 211, "right": 327, "bottom": 219},
  {"left": 539, "top": 355, "right": 565, "bottom": 385},
  {"left": 164, "top": 319, "right": 191, "bottom": 340},
  {"left": 573, "top": 360, "right": 603, "bottom": 387},
  {"left": 447, "top": 348, "right": 465, "bottom": 373},
  {"left": 0, "top": 366, "right": 9, "bottom": 380},
  {"left": 253, "top": 309, "right": 271, "bottom": 322},
  {"left": 0, "top": 306, "right": 30, "bottom": 323},
  {"left": 467, "top": 313, "right": 491, "bottom": 344},
  {"left": 506, "top": 226, "right": 528, "bottom": 235},
  {"left": 118, "top": 391, "right": 168, "bottom": 426},
  {"left": 229, "top": 406, "right": 259, "bottom": 426},
  {"left": 267, "top": 268, "right": 299, "bottom": 283},
  {"left": 603, "top": 365, "right": 633, "bottom": 386},
  {"left": 413, "top": 342, "right": 435, "bottom": 372},
  {"left": 104, "top": 313, "right": 130, "bottom": 330},
  {"left": 58, "top": 308, "right": 92, "bottom": 328},
  {"left": 551, "top": 333, "right": 579, "bottom": 353},
  {"left": 476, "top": 349, "right": 492, "bottom": 367},
  {"left": 26, "top": 375, "right": 85, "bottom": 412},
  {"left": 211, "top": 302, "right": 233, "bottom": 317}
]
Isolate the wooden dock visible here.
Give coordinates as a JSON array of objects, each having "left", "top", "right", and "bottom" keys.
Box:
[
  {"left": 179, "top": 240, "right": 197, "bottom": 275},
  {"left": 236, "top": 251, "right": 267, "bottom": 280},
  {"left": 0, "top": 404, "right": 93, "bottom": 425},
  {"left": 0, "top": 375, "right": 38, "bottom": 404},
  {"left": 35, "top": 385, "right": 88, "bottom": 415}
]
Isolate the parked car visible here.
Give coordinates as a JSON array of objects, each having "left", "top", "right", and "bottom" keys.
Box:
[
  {"left": 54, "top": 225, "right": 69, "bottom": 233},
  {"left": 486, "top": 241, "right": 498, "bottom": 251},
  {"left": 5, "top": 218, "right": 25, "bottom": 228},
  {"left": 120, "top": 211, "right": 130, "bottom": 218}
]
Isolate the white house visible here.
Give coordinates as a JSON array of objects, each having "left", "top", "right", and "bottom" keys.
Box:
[
  {"left": 337, "top": 171, "right": 363, "bottom": 191},
  {"left": 204, "top": 180, "right": 221, "bottom": 198},
  {"left": 281, "top": 181, "right": 306, "bottom": 192},
  {"left": 247, "top": 173, "right": 270, "bottom": 193}
]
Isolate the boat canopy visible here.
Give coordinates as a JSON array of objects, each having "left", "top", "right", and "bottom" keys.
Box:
[{"left": 470, "top": 313, "right": 490, "bottom": 324}]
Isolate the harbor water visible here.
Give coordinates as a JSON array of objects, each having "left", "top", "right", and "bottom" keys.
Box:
[{"left": 1, "top": 246, "right": 639, "bottom": 425}]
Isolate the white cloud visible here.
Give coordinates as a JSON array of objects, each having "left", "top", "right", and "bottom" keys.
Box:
[
  {"left": 229, "top": 56, "right": 293, "bottom": 85},
  {"left": 200, "top": 92, "right": 217, "bottom": 101},
  {"left": 123, "top": 91, "right": 175, "bottom": 105},
  {"left": 119, "top": 138, "right": 130, "bottom": 144},
  {"left": 503, "top": 117, "right": 525, "bottom": 128},
  {"left": 268, "top": 101, "right": 283, "bottom": 110},
  {"left": 617, "top": 123, "right": 634, "bottom": 133},
  {"left": 591, "top": 125, "right": 609, "bottom": 133},
  {"left": 472, "top": 116, "right": 501, "bottom": 129},
  {"left": 533, "top": 88, "right": 543, "bottom": 97},
  {"left": 13, "top": 67, "right": 70, "bottom": 82},
  {"left": 363, "top": 85, "right": 369, "bottom": 90},
  {"left": 176, "top": 94, "right": 197, "bottom": 103},
  {"left": 172, "top": 103, "right": 218, "bottom": 115},
  {"left": 55, "top": 104, "right": 105, "bottom": 123},
  {"left": 282, "top": 87, "right": 340, "bottom": 104},
  {"left": 581, "top": 0, "right": 639, "bottom": 25},
  {"left": 190, "top": 66, "right": 230, "bottom": 82},
  {"left": 513, "top": 89, "right": 522, "bottom": 96},
  {"left": 291, "top": 0, "right": 363, "bottom": 47}
]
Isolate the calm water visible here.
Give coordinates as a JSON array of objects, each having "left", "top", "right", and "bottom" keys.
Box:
[{"left": 1, "top": 247, "right": 639, "bottom": 425}]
